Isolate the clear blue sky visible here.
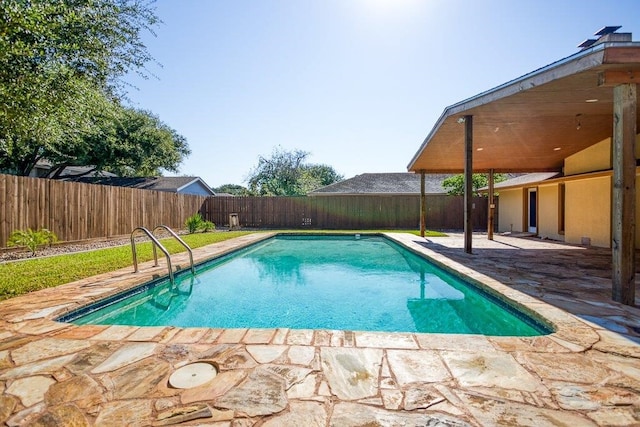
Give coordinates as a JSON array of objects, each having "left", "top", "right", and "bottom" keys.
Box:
[{"left": 124, "top": 0, "right": 640, "bottom": 189}]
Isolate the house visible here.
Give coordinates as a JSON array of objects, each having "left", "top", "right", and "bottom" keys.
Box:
[
  {"left": 70, "top": 176, "right": 216, "bottom": 196},
  {"left": 308, "top": 173, "right": 451, "bottom": 196},
  {"left": 407, "top": 26, "right": 640, "bottom": 305}
]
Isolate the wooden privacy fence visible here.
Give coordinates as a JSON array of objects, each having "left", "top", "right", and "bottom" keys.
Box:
[
  {"left": 0, "top": 174, "right": 492, "bottom": 247},
  {"left": 205, "top": 195, "right": 491, "bottom": 230},
  {"left": 0, "top": 174, "right": 209, "bottom": 247}
]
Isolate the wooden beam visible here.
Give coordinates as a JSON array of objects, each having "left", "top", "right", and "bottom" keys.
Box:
[
  {"left": 420, "top": 171, "right": 426, "bottom": 238},
  {"left": 412, "top": 167, "right": 563, "bottom": 174},
  {"left": 599, "top": 70, "right": 638, "bottom": 87},
  {"left": 464, "top": 115, "right": 473, "bottom": 254},
  {"left": 487, "top": 169, "right": 495, "bottom": 240},
  {"left": 611, "top": 83, "right": 637, "bottom": 306}
]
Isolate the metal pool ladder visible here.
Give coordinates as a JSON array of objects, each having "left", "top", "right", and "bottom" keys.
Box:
[{"left": 130, "top": 225, "right": 195, "bottom": 285}]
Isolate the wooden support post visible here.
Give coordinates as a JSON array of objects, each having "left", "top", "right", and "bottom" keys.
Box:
[
  {"left": 612, "top": 83, "right": 636, "bottom": 306},
  {"left": 420, "top": 171, "right": 426, "bottom": 238},
  {"left": 488, "top": 169, "right": 495, "bottom": 240},
  {"left": 464, "top": 115, "right": 473, "bottom": 254}
]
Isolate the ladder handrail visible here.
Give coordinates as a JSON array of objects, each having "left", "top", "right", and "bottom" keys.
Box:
[
  {"left": 130, "top": 226, "right": 175, "bottom": 285},
  {"left": 152, "top": 225, "right": 195, "bottom": 274}
]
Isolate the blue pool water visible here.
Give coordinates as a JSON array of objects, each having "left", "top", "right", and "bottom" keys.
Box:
[{"left": 64, "top": 235, "right": 551, "bottom": 335}]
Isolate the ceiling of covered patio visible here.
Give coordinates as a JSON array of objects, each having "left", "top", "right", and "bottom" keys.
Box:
[{"left": 407, "top": 43, "right": 640, "bottom": 174}]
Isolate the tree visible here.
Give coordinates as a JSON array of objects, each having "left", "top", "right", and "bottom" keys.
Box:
[
  {"left": 442, "top": 173, "right": 507, "bottom": 196},
  {"left": 0, "top": 75, "right": 108, "bottom": 176},
  {"left": 298, "top": 164, "right": 344, "bottom": 194},
  {"left": 0, "top": 0, "right": 158, "bottom": 102},
  {"left": 68, "top": 107, "right": 190, "bottom": 177},
  {"left": 1, "top": 90, "right": 190, "bottom": 178},
  {"left": 212, "top": 184, "right": 250, "bottom": 196},
  {"left": 0, "top": 0, "right": 164, "bottom": 176},
  {"left": 247, "top": 147, "right": 343, "bottom": 196}
]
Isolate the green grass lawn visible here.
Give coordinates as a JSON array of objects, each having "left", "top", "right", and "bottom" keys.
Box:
[
  {"left": 0, "top": 229, "right": 445, "bottom": 301},
  {"left": 0, "top": 231, "right": 253, "bottom": 301}
]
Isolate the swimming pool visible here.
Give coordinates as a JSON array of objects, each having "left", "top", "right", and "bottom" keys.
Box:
[{"left": 61, "top": 234, "right": 551, "bottom": 335}]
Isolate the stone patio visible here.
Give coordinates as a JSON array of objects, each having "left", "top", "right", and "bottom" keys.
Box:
[{"left": 0, "top": 232, "right": 639, "bottom": 426}]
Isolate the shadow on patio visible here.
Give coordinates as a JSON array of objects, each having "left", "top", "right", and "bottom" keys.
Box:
[{"left": 412, "top": 233, "right": 640, "bottom": 344}]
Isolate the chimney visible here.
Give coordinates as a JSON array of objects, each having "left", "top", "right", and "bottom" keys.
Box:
[{"left": 577, "top": 26, "right": 632, "bottom": 50}]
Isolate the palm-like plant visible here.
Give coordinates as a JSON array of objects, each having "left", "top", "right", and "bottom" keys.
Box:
[{"left": 7, "top": 228, "right": 58, "bottom": 256}]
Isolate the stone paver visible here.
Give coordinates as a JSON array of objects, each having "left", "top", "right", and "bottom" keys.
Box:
[
  {"left": 246, "top": 344, "right": 287, "bottom": 363},
  {"left": 216, "top": 328, "right": 246, "bottom": 344},
  {"left": 10, "top": 337, "right": 91, "bottom": 365},
  {"left": 6, "top": 376, "right": 56, "bottom": 407},
  {"left": 0, "top": 231, "right": 638, "bottom": 425},
  {"left": 321, "top": 347, "right": 382, "bottom": 400},
  {"left": 441, "top": 350, "right": 543, "bottom": 392},
  {"left": 262, "top": 401, "right": 327, "bottom": 426},
  {"left": 331, "top": 401, "right": 473, "bottom": 426},
  {"left": 354, "top": 332, "right": 418, "bottom": 349},
  {"left": 287, "top": 345, "right": 315, "bottom": 365},
  {"left": 0, "top": 354, "right": 77, "bottom": 380},
  {"left": 214, "top": 369, "right": 287, "bottom": 416},
  {"left": 286, "top": 372, "right": 317, "bottom": 399},
  {"left": 387, "top": 349, "right": 451, "bottom": 385},
  {"left": 243, "top": 328, "right": 275, "bottom": 344},
  {"left": 90, "top": 342, "right": 157, "bottom": 374}
]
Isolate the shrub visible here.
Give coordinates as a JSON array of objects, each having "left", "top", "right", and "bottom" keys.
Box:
[
  {"left": 184, "top": 213, "right": 215, "bottom": 233},
  {"left": 202, "top": 220, "right": 216, "bottom": 232},
  {"left": 7, "top": 228, "right": 58, "bottom": 256},
  {"left": 185, "top": 213, "right": 204, "bottom": 234}
]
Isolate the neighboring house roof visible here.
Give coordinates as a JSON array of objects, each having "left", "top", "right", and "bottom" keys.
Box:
[
  {"left": 308, "top": 173, "right": 452, "bottom": 196},
  {"left": 70, "top": 176, "right": 216, "bottom": 196},
  {"left": 480, "top": 172, "right": 561, "bottom": 191},
  {"left": 31, "top": 161, "right": 116, "bottom": 178}
]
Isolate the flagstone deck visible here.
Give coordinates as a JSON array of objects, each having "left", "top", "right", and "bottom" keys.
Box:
[{"left": 0, "top": 232, "right": 639, "bottom": 426}]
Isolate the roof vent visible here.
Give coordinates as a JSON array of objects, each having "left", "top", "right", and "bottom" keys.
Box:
[
  {"left": 594, "top": 26, "right": 622, "bottom": 36},
  {"left": 578, "top": 26, "right": 631, "bottom": 50},
  {"left": 577, "top": 39, "right": 597, "bottom": 49}
]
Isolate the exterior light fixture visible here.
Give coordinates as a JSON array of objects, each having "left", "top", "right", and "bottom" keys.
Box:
[
  {"left": 476, "top": 147, "right": 484, "bottom": 151},
  {"left": 457, "top": 117, "right": 466, "bottom": 124},
  {"left": 553, "top": 147, "right": 561, "bottom": 151},
  {"left": 585, "top": 99, "right": 599, "bottom": 103}
]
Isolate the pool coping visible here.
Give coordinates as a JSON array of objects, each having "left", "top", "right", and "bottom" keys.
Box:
[
  {"left": 0, "top": 232, "right": 599, "bottom": 351},
  {"left": 1, "top": 231, "right": 600, "bottom": 353}
]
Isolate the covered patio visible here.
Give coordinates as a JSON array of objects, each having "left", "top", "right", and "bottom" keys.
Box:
[{"left": 408, "top": 27, "right": 640, "bottom": 306}]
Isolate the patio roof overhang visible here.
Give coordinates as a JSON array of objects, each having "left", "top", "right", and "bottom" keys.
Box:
[{"left": 407, "top": 42, "right": 640, "bottom": 174}]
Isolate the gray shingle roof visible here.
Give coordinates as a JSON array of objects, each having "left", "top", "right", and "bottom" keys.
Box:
[
  {"left": 69, "top": 176, "right": 214, "bottom": 195},
  {"left": 308, "top": 173, "right": 452, "bottom": 196},
  {"left": 492, "top": 172, "right": 560, "bottom": 189}
]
